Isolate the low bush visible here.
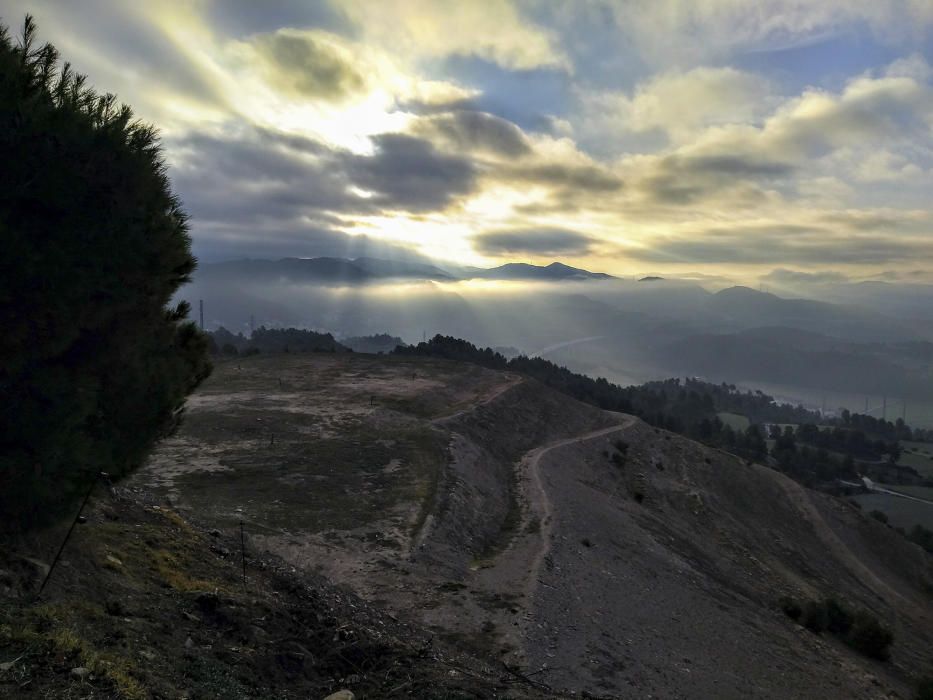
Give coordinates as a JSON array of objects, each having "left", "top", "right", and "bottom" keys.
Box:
[
  {"left": 780, "top": 596, "right": 893, "bottom": 660},
  {"left": 824, "top": 597, "right": 854, "bottom": 636},
  {"left": 778, "top": 596, "right": 802, "bottom": 621},
  {"left": 847, "top": 612, "right": 893, "bottom": 660},
  {"left": 801, "top": 600, "right": 827, "bottom": 633}
]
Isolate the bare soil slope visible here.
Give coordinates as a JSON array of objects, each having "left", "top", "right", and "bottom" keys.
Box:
[{"left": 128, "top": 354, "right": 933, "bottom": 698}]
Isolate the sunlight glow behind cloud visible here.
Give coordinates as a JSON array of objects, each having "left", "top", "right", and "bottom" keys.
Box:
[{"left": 1, "top": 0, "right": 931, "bottom": 283}]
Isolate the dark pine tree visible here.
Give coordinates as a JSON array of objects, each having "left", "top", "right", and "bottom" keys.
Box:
[{"left": 0, "top": 17, "right": 211, "bottom": 530}]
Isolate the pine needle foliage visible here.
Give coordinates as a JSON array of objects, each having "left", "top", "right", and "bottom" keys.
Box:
[{"left": 0, "top": 16, "right": 211, "bottom": 530}]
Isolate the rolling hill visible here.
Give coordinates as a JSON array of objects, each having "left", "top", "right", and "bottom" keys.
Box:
[{"left": 122, "top": 353, "right": 931, "bottom": 698}]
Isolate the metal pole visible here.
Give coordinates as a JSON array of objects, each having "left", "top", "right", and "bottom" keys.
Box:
[
  {"left": 199, "top": 300, "right": 204, "bottom": 330},
  {"left": 36, "top": 477, "right": 97, "bottom": 599},
  {"left": 240, "top": 520, "right": 247, "bottom": 590}
]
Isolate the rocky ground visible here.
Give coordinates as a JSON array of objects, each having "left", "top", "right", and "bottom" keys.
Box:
[
  {"left": 6, "top": 353, "right": 931, "bottom": 698},
  {"left": 0, "top": 491, "right": 560, "bottom": 698}
]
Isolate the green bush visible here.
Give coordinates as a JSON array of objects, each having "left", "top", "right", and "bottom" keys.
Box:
[
  {"left": 908, "top": 524, "right": 933, "bottom": 554},
  {"left": 801, "top": 600, "right": 827, "bottom": 633},
  {"left": 847, "top": 612, "right": 893, "bottom": 660},
  {"left": 780, "top": 595, "right": 893, "bottom": 661},
  {"left": 778, "top": 596, "right": 802, "bottom": 621},
  {"left": 0, "top": 17, "right": 210, "bottom": 530},
  {"left": 824, "top": 597, "right": 854, "bottom": 636}
]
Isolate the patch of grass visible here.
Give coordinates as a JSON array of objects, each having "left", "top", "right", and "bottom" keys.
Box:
[
  {"left": 717, "top": 412, "right": 750, "bottom": 431},
  {"left": 884, "top": 485, "right": 933, "bottom": 502},
  {"left": 1, "top": 604, "right": 146, "bottom": 699},
  {"left": 852, "top": 493, "right": 933, "bottom": 531},
  {"left": 153, "top": 549, "right": 216, "bottom": 592}
]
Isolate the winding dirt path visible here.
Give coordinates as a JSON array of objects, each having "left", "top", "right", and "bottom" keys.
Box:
[
  {"left": 475, "top": 414, "right": 639, "bottom": 663},
  {"left": 521, "top": 416, "right": 639, "bottom": 602},
  {"left": 431, "top": 374, "right": 524, "bottom": 425}
]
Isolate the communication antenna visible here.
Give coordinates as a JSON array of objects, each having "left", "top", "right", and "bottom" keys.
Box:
[
  {"left": 902, "top": 399, "right": 907, "bottom": 423},
  {"left": 199, "top": 299, "right": 204, "bottom": 330},
  {"left": 882, "top": 395, "right": 887, "bottom": 421},
  {"left": 250, "top": 314, "right": 255, "bottom": 336},
  {"left": 864, "top": 396, "right": 869, "bottom": 413},
  {"left": 422, "top": 330, "right": 426, "bottom": 343}
]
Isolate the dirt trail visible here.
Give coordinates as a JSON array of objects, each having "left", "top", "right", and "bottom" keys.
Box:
[
  {"left": 476, "top": 414, "right": 639, "bottom": 664},
  {"left": 523, "top": 417, "right": 639, "bottom": 601},
  {"left": 431, "top": 374, "right": 524, "bottom": 425}
]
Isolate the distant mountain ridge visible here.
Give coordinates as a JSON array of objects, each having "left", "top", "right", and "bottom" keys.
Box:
[
  {"left": 196, "top": 257, "right": 614, "bottom": 285},
  {"left": 463, "top": 261, "right": 615, "bottom": 281}
]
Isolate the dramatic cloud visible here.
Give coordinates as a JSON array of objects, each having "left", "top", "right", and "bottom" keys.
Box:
[
  {"left": 5, "top": 0, "right": 931, "bottom": 279},
  {"left": 628, "top": 226, "right": 933, "bottom": 265},
  {"left": 595, "top": 0, "right": 933, "bottom": 67},
  {"left": 246, "top": 30, "right": 366, "bottom": 100},
  {"left": 412, "top": 110, "right": 532, "bottom": 157},
  {"left": 504, "top": 162, "right": 623, "bottom": 192},
  {"left": 473, "top": 228, "right": 596, "bottom": 256},
  {"left": 337, "top": 0, "right": 568, "bottom": 70},
  {"left": 343, "top": 133, "right": 477, "bottom": 211},
  {"left": 586, "top": 67, "right": 774, "bottom": 145}
]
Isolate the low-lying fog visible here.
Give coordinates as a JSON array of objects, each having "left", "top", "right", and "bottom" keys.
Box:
[{"left": 179, "top": 259, "right": 933, "bottom": 427}]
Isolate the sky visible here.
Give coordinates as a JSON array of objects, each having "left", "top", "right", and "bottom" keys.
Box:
[{"left": 3, "top": 0, "right": 933, "bottom": 284}]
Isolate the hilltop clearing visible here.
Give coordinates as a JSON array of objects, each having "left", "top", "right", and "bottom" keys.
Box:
[{"left": 125, "top": 353, "right": 933, "bottom": 698}]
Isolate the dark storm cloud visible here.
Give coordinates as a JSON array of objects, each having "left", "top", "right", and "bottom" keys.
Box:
[
  {"left": 168, "top": 130, "right": 364, "bottom": 224},
  {"left": 254, "top": 32, "right": 365, "bottom": 100},
  {"left": 343, "top": 133, "right": 477, "bottom": 211},
  {"left": 628, "top": 225, "right": 933, "bottom": 265},
  {"left": 169, "top": 127, "right": 478, "bottom": 224},
  {"left": 671, "top": 154, "right": 795, "bottom": 178},
  {"left": 417, "top": 110, "right": 532, "bottom": 157},
  {"left": 637, "top": 152, "right": 795, "bottom": 204},
  {"left": 504, "top": 162, "right": 623, "bottom": 192},
  {"left": 191, "top": 224, "right": 428, "bottom": 264},
  {"left": 473, "top": 227, "right": 595, "bottom": 256}
]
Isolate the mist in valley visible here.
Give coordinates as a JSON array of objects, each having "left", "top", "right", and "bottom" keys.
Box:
[{"left": 180, "top": 258, "right": 933, "bottom": 426}]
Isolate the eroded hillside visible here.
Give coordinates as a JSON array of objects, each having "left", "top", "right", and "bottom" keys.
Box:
[{"left": 129, "top": 354, "right": 933, "bottom": 698}]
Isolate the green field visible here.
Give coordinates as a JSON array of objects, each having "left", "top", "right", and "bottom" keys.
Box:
[
  {"left": 884, "top": 485, "right": 933, "bottom": 502},
  {"left": 717, "top": 412, "right": 750, "bottom": 430},
  {"left": 852, "top": 493, "right": 933, "bottom": 531},
  {"left": 898, "top": 441, "right": 933, "bottom": 479}
]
